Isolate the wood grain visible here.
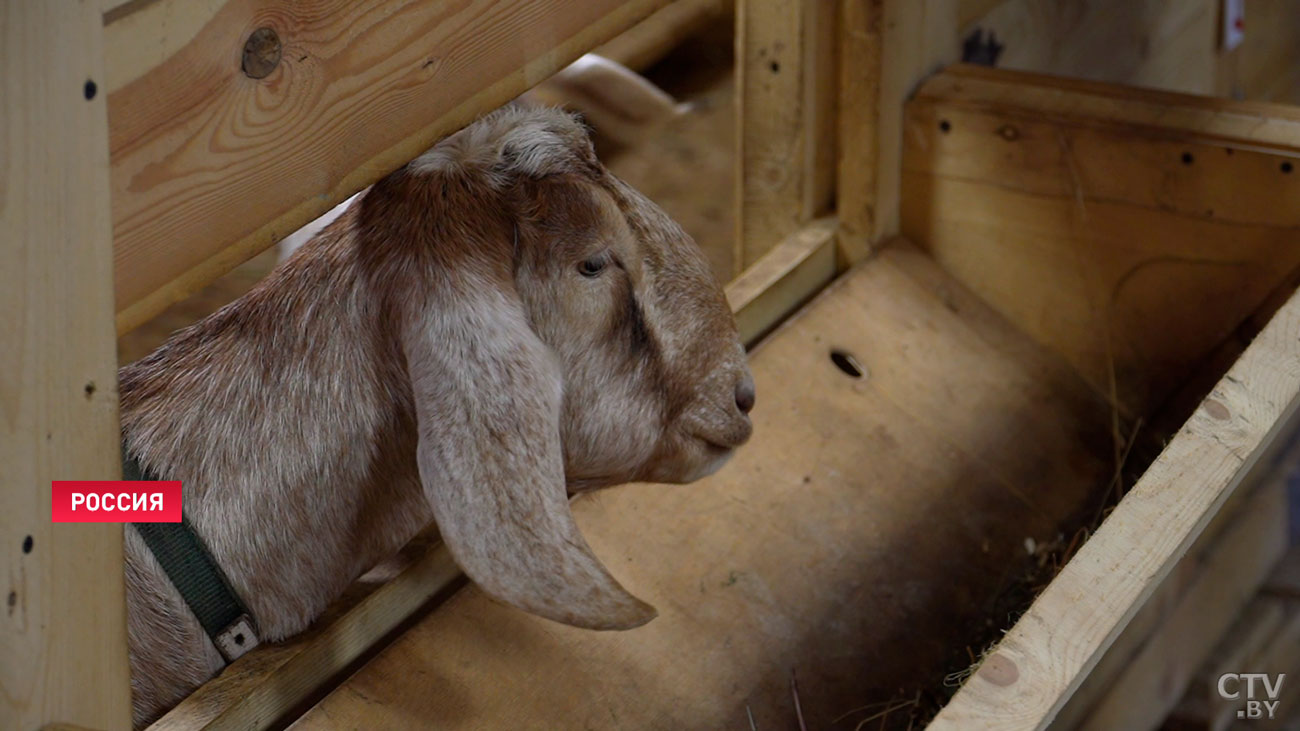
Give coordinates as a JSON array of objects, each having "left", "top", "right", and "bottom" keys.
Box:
[
  {"left": 836, "top": 0, "right": 958, "bottom": 266},
  {"left": 1077, "top": 481, "right": 1289, "bottom": 730},
  {"left": 104, "top": 0, "right": 673, "bottom": 335},
  {"left": 902, "top": 65, "right": 1300, "bottom": 417},
  {"left": 727, "top": 218, "right": 836, "bottom": 345},
  {"left": 1049, "top": 434, "right": 1292, "bottom": 729},
  {"left": 1, "top": 2, "right": 132, "bottom": 728},
  {"left": 834, "top": 0, "right": 881, "bottom": 264},
  {"left": 734, "top": 0, "right": 834, "bottom": 268},
  {"left": 288, "top": 240, "right": 1115, "bottom": 730},
  {"left": 930, "top": 270, "right": 1300, "bottom": 730}
]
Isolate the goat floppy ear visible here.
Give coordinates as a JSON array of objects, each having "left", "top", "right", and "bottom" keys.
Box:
[{"left": 402, "top": 279, "right": 657, "bottom": 630}]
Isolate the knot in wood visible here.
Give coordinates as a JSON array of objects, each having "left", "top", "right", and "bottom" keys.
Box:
[
  {"left": 242, "top": 27, "right": 282, "bottom": 79},
  {"left": 977, "top": 653, "right": 1020, "bottom": 687}
]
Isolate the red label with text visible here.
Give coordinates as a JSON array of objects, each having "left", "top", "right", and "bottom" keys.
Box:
[{"left": 51, "top": 481, "right": 182, "bottom": 522}]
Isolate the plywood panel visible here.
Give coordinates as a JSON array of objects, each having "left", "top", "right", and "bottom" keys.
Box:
[
  {"left": 1, "top": 2, "right": 131, "bottom": 727},
  {"left": 902, "top": 65, "right": 1300, "bottom": 417},
  {"left": 290, "top": 241, "right": 1114, "bottom": 730},
  {"left": 104, "top": 0, "right": 673, "bottom": 334}
]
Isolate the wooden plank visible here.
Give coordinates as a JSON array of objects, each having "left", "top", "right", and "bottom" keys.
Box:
[
  {"left": 104, "top": 0, "right": 674, "bottom": 335},
  {"left": 929, "top": 270, "right": 1300, "bottom": 730},
  {"left": 1, "top": 2, "right": 132, "bottom": 729},
  {"left": 148, "top": 540, "right": 460, "bottom": 731},
  {"left": 727, "top": 218, "right": 836, "bottom": 345},
  {"left": 910, "top": 64, "right": 1300, "bottom": 139},
  {"left": 289, "top": 240, "right": 1115, "bottom": 729},
  {"left": 1048, "top": 462, "right": 1278, "bottom": 729},
  {"left": 833, "top": 0, "right": 880, "bottom": 264},
  {"left": 1076, "top": 481, "right": 1289, "bottom": 730},
  {"left": 734, "top": 0, "right": 834, "bottom": 269},
  {"left": 902, "top": 65, "right": 1300, "bottom": 417},
  {"left": 836, "top": 0, "right": 958, "bottom": 266}
]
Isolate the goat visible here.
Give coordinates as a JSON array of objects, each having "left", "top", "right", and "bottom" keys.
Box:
[{"left": 118, "top": 106, "right": 755, "bottom": 724}]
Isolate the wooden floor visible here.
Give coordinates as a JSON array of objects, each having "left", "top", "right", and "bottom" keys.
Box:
[{"left": 289, "top": 242, "right": 1116, "bottom": 730}]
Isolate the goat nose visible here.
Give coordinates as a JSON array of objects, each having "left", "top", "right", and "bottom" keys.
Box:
[{"left": 734, "top": 375, "right": 756, "bottom": 414}]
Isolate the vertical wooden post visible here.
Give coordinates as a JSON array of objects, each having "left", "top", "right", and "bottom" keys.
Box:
[
  {"left": 1, "top": 2, "right": 132, "bottom": 729},
  {"left": 836, "top": 0, "right": 957, "bottom": 266},
  {"left": 734, "top": 0, "right": 836, "bottom": 271}
]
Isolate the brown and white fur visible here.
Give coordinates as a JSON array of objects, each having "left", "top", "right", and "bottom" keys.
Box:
[{"left": 119, "top": 107, "right": 754, "bottom": 725}]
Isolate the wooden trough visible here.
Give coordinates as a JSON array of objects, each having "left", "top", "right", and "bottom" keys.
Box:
[{"left": 5, "top": 1, "right": 1299, "bottom": 730}]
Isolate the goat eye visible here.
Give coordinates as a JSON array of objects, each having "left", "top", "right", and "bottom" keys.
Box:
[{"left": 578, "top": 254, "right": 608, "bottom": 277}]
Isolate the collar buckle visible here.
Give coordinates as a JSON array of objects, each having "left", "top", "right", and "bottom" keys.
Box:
[{"left": 214, "top": 613, "right": 260, "bottom": 662}]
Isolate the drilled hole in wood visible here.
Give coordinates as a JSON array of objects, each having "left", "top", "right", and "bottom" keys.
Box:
[
  {"left": 939, "top": 119, "right": 952, "bottom": 133},
  {"left": 84, "top": 382, "right": 95, "bottom": 398},
  {"left": 1283, "top": 161, "right": 1294, "bottom": 174},
  {"left": 769, "top": 60, "right": 780, "bottom": 73},
  {"left": 22, "top": 536, "right": 32, "bottom": 554},
  {"left": 830, "top": 349, "right": 865, "bottom": 379},
  {"left": 83, "top": 79, "right": 96, "bottom": 100},
  {"left": 1181, "top": 151, "right": 1194, "bottom": 165}
]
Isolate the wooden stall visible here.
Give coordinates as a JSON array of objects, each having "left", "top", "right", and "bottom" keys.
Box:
[{"left": 4, "top": 1, "right": 1299, "bottom": 729}]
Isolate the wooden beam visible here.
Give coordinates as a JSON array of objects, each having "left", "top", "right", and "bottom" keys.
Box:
[
  {"left": 727, "top": 218, "right": 837, "bottom": 345},
  {"left": 104, "top": 0, "right": 674, "bottom": 335},
  {"left": 929, "top": 278, "right": 1300, "bottom": 729},
  {"left": 836, "top": 0, "right": 958, "bottom": 266},
  {"left": 1, "top": 2, "right": 132, "bottom": 728},
  {"left": 1076, "top": 480, "right": 1288, "bottom": 730},
  {"left": 149, "top": 541, "right": 461, "bottom": 730},
  {"left": 734, "top": 0, "right": 835, "bottom": 269},
  {"left": 902, "top": 64, "right": 1300, "bottom": 418}
]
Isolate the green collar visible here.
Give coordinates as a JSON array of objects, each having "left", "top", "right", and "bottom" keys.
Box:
[{"left": 125, "top": 447, "right": 259, "bottom": 662}]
